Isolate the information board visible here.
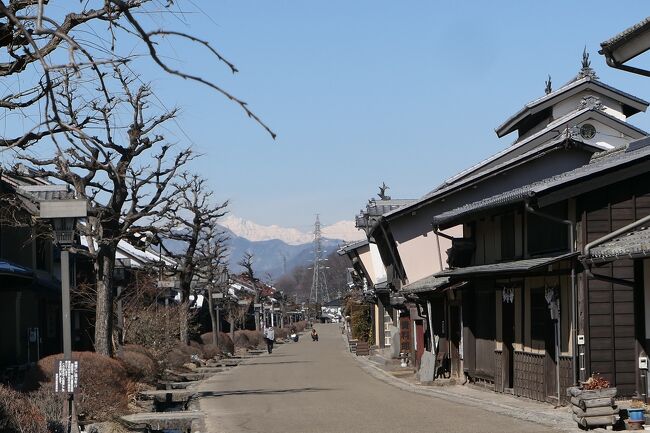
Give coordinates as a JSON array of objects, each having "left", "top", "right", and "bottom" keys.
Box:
[{"left": 54, "top": 360, "right": 79, "bottom": 393}]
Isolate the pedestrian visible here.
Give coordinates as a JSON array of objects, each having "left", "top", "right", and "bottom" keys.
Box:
[
  {"left": 311, "top": 328, "right": 318, "bottom": 342},
  {"left": 265, "top": 326, "right": 275, "bottom": 354}
]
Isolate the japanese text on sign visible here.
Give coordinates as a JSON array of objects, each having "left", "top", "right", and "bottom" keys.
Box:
[{"left": 55, "top": 360, "right": 79, "bottom": 393}]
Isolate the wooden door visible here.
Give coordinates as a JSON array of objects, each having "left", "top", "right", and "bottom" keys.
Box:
[
  {"left": 399, "top": 315, "right": 412, "bottom": 355},
  {"left": 545, "top": 307, "right": 558, "bottom": 401},
  {"left": 449, "top": 305, "right": 462, "bottom": 377},
  {"left": 502, "top": 300, "right": 515, "bottom": 389},
  {"left": 415, "top": 319, "right": 425, "bottom": 368}
]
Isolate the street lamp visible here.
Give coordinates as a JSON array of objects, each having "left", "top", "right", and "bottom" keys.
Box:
[{"left": 38, "top": 196, "right": 87, "bottom": 431}]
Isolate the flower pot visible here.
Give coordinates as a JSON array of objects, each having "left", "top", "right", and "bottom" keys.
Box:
[{"left": 628, "top": 408, "right": 645, "bottom": 422}]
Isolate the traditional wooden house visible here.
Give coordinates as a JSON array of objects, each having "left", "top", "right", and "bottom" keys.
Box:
[
  {"left": 0, "top": 170, "right": 68, "bottom": 372},
  {"left": 350, "top": 58, "right": 649, "bottom": 383},
  {"left": 430, "top": 136, "right": 650, "bottom": 402},
  {"left": 338, "top": 238, "right": 394, "bottom": 349}
]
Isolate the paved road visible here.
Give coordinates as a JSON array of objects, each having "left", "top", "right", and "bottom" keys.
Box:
[{"left": 198, "top": 324, "right": 556, "bottom": 433}]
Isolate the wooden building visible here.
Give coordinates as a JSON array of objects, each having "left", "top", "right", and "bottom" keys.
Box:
[{"left": 431, "top": 136, "right": 650, "bottom": 401}]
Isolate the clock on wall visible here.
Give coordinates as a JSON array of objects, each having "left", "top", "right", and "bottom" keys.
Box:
[{"left": 580, "top": 123, "right": 596, "bottom": 140}]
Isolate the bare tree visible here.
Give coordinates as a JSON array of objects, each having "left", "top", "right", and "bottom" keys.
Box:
[
  {"left": 0, "top": 0, "right": 274, "bottom": 151},
  {"left": 238, "top": 252, "right": 260, "bottom": 331},
  {"left": 155, "top": 174, "right": 229, "bottom": 344},
  {"left": 21, "top": 69, "right": 191, "bottom": 356}
]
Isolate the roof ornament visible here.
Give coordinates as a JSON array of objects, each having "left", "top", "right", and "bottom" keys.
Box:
[
  {"left": 544, "top": 75, "right": 552, "bottom": 95},
  {"left": 578, "top": 95, "right": 605, "bottom": 111},
  {"left": 577, "top": 46, "right": 598, "bottom": 80},
  {"left": 378, "top": 182, "right": 391, "bottom": 200}
]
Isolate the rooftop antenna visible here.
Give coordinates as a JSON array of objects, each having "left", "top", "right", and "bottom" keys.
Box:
[{"left": 309, "top": 214, "right": 330, "bottom": 304}]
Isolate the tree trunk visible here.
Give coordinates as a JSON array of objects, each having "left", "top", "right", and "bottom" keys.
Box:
[
  {"left": 180, "top": 301, "right": 190, "bottom": 345},
  {"left": 94, "top": 249, "right": 116, "bottom": 357},
  {"left": 254, "top": 287, "right": 260, "bottom": 331},
  {"left": 207, "top": 287, "right": 218, "bottom": 346},
  {"left": 230, "top": 315, "right": 235, "bottom": 342}
]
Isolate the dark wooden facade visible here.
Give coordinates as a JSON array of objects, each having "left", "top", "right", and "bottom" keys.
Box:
[{"left": 577, "top": 172, "right": 650, "bottom": 397}]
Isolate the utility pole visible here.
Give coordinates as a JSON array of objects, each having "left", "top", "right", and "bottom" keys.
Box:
[{"left": 309, "top": 214, "right": 330, "bottom": 304}]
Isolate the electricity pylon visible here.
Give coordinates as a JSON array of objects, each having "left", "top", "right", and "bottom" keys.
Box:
[{"left": 309, "top": 214, "right": 330, "bottom": 304}]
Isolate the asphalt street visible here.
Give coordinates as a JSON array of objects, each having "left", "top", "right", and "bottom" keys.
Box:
[{"left": 198, "top": 324, "right": 557, "bottom": 433}]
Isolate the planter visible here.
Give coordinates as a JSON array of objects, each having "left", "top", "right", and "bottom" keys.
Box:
[
  {"left": 567, "top": 386, "right": 618, "bottom": 429},
  {"left": 627, "top": 408, "right": 645, "bottom": 422}
]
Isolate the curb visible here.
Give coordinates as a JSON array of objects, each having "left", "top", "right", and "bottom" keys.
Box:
[{"left": 340, "top": 335, "right": 579, "bottom": 432}]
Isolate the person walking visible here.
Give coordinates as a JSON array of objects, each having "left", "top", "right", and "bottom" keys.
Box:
[{"left": 264, "top": 326, "right": 275, "bottom": 354}]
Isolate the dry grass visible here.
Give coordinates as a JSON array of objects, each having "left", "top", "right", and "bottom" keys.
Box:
[{"left": 0, "top": 384, "right": 48, "bottom": 433}]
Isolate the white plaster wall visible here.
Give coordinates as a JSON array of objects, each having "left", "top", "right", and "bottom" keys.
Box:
[
  {"left": 357, "top": 246, "right": 377, "bottom": 285},
  {"left": 369, "top": 242, "right": 387, "bottom": 283},
  {"left": 552, "top": 91, "right": 625, "bottom": 120},
  {"left": 390, "top": 211, "right": 463, "bottom": 283},
  {"left": 577, "top": 118, "right": 635, "bottom": 149}
]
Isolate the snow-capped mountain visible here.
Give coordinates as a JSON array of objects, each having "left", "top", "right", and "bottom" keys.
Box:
[{"left": 220, "top": 215, "right": 364, "bottom": 245}]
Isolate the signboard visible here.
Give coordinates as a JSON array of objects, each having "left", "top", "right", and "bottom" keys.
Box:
[
  {"left": 55, "top": 360, "right": 79, "bottom": 393},
  {"left": 238, "top": 300, "right": 249, "bottom": 305},
  {"left": 212, "top": 293, "right": 224, "bottom": 299},
  {"left": 253, "top": 303, "right": 262, "bottom": 308}
]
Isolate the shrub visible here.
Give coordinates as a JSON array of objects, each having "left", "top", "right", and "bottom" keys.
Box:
[
  {"left": 117, "top": 346, "right": 159, "bottom": 383},
  {"left": 200, "top": 332, "right": 235, "bottom": 355},
  {"left": 24, "top": 352, "right": 129, "bottom": 422},
  {"left": 351, "top": 305, "right": 371, "bottom": 342},
  {"left": 123, "top": 303, "right": 195, "bottom": 361},
  {"left": 233, "top": 331, "right": 251, "bottom": 349},
  {"left": 26, "top": 386, "right": 65, "bottom": 433},
  {"left": 274, "top": 327, "right": 288, "bottom": 340},
  {"left": 294, "top": 321, "right": 306, "bottom": 332},
  {"left": 201, "top": 344, "right": 221, "bottom": 359},
  {"left": 0, "top": 384, "right": 48, "bottom": 433}
]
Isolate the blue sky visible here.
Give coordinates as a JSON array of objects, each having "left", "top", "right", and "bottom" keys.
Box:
[{"left": 141, "top": 1, "right": 650, "bottom": 230}]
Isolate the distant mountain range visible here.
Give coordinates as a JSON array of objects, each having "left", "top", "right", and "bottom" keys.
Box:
[
  {"left": 220, "top": 215, "right": 363, "bottom": 246},
  {"left": 219, "top": 216, "right": 363, "bottom": 280}
]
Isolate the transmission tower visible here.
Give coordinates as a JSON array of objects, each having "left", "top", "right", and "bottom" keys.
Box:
[{"left": 309, "top": 214, "right": 330, "bottom": 304}]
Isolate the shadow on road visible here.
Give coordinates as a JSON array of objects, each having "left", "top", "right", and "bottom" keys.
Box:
[
  {"left": 198, "top": 387, "right": 333, "bottom": 398},
  {"left": 243, "top": 360, "right": 311, "bottom": 366}
]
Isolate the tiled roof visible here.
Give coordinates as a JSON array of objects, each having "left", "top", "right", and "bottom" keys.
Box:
[
  {"left": 400, "top": 275, "right": 449, "bottom": 294},
  {"left": 588, "top": 227, "right": 650, "bottom": 262},
  {"left": 337, "top": 239, "right": 369, "bottom": 255},
  {"left": 496, "top": 77, "right": 648, "bottom": 138},
  {"left": 438, "top": 253, "right": 576, "bottom": 278},
  {"left": 432, "top": 137, "right": 650, "bottom": 228},
  {"left": 17, "top": 185, "right": 76, "bottom": 201},
  {"left": 384, "top": 108, "right": 646, "bottom": 221},
  {"left": 600, "top": 17, "right": 650, "bottom": 53}
]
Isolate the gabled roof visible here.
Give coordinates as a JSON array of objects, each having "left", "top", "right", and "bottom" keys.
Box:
[
  {"left": 495, "top": 77, "right": 648, "bottom": 138},
  {"left": 432, "top": 137, "right": 650, "bottom": 229},
  {"left": 586, "top": 226, "right": 650, "bottom": 263},
  {"left": 385, "top": 108, "right": 647, "bottom": 222}
]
